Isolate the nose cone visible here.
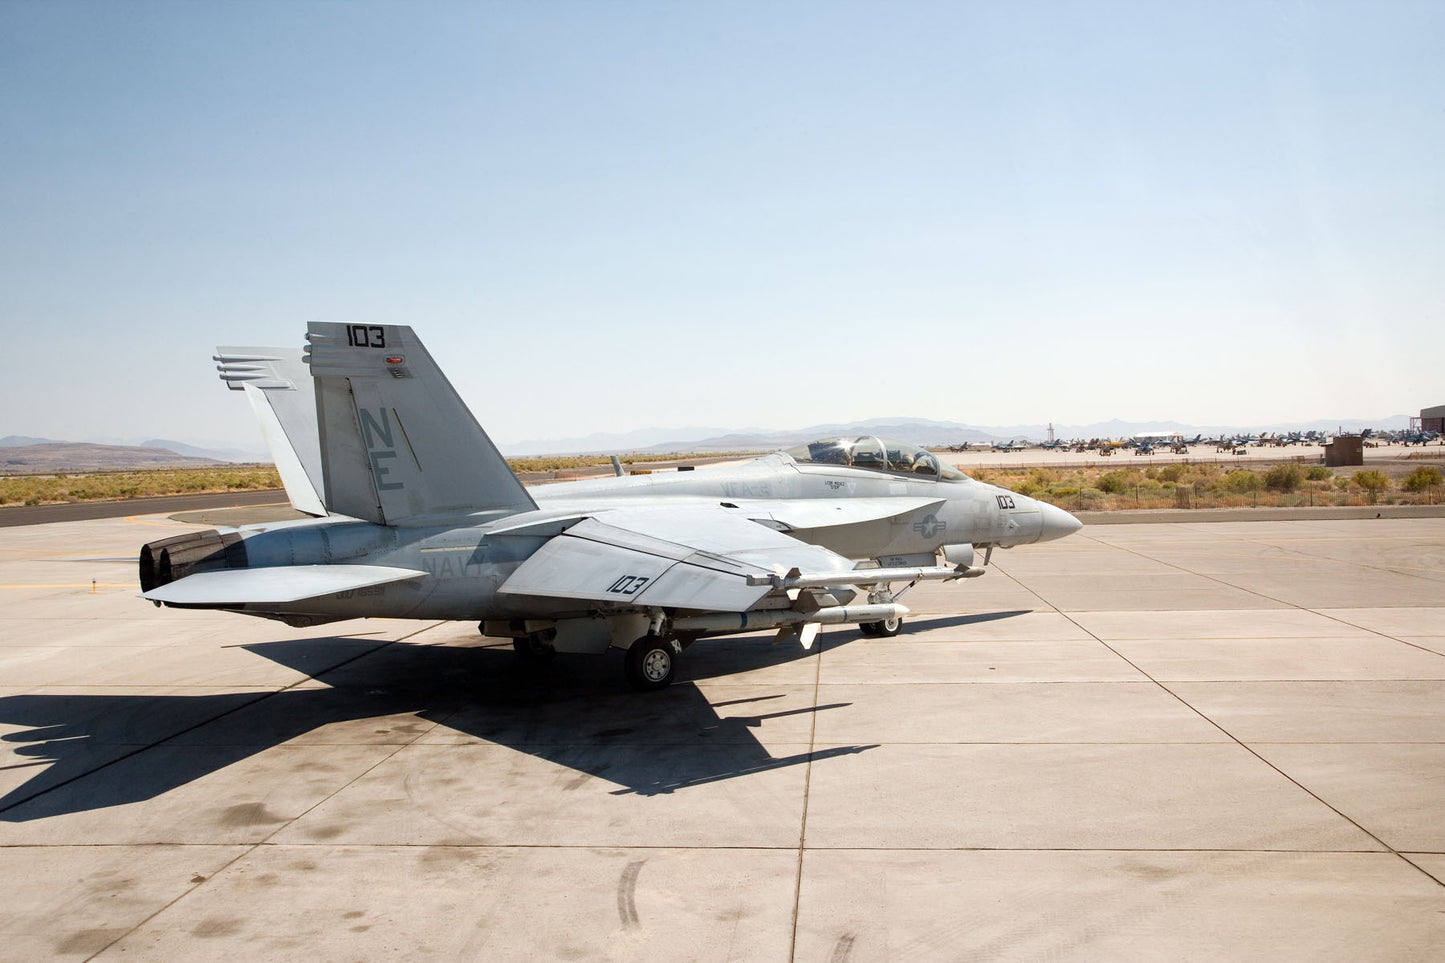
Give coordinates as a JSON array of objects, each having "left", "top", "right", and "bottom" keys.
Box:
[{"left": 1038, "top": 502, "right": 1083, "bottom": 542}]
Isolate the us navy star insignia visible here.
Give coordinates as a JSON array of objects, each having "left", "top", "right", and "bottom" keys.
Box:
[{"left": 913, "top": 514, "right": 946, "bottom": 539}]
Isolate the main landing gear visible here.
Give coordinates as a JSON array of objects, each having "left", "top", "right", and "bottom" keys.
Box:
[
  {"left": 859, "top": 577, "right": 907, "bottom": 637},
  {"left": 511, "top": 630, "right": 557, "bottom": 663},
  {"left": 624, "top": 634, "right": 680, "bottom": 691}
]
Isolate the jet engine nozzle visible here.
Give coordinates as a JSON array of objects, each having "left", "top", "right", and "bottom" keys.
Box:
[{"left": 139, "top": 530, "right": 247, "bottom": 593}]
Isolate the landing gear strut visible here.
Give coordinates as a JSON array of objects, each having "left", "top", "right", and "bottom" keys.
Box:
[
  {"left": 624, "top": 634, "right": 679, "bottom": 691},
  {"left": 511, "top": 631, "right": 556, "bottom": 663},
  {"left": 860, "top": 577, "right": 907, "bottom": 637}
]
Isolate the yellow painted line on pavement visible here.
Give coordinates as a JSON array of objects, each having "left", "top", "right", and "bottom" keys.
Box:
[
  {"left": 0, "top": 583, "right": 138, "bottom": 589},
  {"left": 124, "top": 514, "right": 205, "bottom": 528}
]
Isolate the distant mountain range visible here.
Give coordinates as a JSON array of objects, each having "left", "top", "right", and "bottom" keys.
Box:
[
  {"left": 0, "top": 435, "right": 64, "bottom": 447},
  {"left": 0, "top": 442, "right": 231, "bottom": 474},
  {"left": 0, "top": 436, "right": 269, "bottom": 474},
  {"left": 138, "top": 439, "right": 264, "bottom": 462},
  {"left": 3, "top": 412, "right": 1414, "bottom": 471},
  {"left": 497, "top": 415, "right": 1413, "bottom": 456}
]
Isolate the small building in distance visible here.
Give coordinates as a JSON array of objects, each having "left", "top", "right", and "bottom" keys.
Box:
[
  {"left": 1422, "top": 405, "right": 1445, "bottom": 433},
  {"left": 1324, "top": 435, "right": 1364, "bottom": 467}
]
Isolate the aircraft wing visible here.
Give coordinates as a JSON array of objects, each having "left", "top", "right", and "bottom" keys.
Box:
[
  {"left": 497, "top": 507, "right": 856, "bottom": 611},
  {"left": 141, "top": 564, "right": 426, "bottom": 605}
]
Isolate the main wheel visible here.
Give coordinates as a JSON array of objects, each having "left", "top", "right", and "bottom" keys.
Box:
[
  {"left": 625, "top": 634, "right": 678, "bottom": 691},
  {"left": 858, "top": 621, "right": 881, "bottom": 637},
  {"left": 513, "top": 633, "right": 556, "bottom": 662}
]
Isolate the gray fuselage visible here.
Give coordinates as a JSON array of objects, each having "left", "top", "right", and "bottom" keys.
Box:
[{"left": 175, "top": 452, "right": 1078, "bottom": 625}]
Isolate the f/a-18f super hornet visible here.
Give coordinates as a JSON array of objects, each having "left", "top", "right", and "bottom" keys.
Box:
[{"left": 141, "top": 324, "right": 1081, "bottom": 691}]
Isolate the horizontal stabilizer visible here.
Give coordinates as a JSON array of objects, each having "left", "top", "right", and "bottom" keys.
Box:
[{"left": 142, "top": 564, "right": 426, "bottom": 605}]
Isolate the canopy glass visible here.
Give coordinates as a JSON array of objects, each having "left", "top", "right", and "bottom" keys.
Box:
[{"left": 784, "top": 437, "right": 968, "bottom": 481}]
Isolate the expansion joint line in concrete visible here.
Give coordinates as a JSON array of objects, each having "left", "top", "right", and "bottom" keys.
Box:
[
  {"left": 787, "top": 631, "right": 825, "bottom": 963},
  {"left": 1236, "top": 531, "right": 1445, "bottom": 582},
  {"left": 986, "top": 556, "right": 1445, "bottom": 891},
  {"left": 1079, "top": 531, "right": 1445, "bottom": 656},
  {"left": 52, "top": 620, "right": 449, "bottom": 962}
]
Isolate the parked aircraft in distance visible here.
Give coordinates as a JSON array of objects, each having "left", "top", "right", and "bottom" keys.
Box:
[
  {"left": 142, "top": 325, "right": 1083, "bottom": 691},
  {"left": 1376, "top": 428, "right": 1441, "bottom": 446},
  {"left": 1212, "top": 434, "right": 1256, "bottom": 452}
]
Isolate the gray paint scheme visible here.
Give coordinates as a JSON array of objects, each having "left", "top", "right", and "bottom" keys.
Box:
[
  {"left": 306, "top": 324, "right": 536, "bottom": 524},
  {"left": 215, "top": 347, "right": 325, "bottom": 516},
  {"left": 146, "top": 323, "right": 1082, "bottom": 687}
]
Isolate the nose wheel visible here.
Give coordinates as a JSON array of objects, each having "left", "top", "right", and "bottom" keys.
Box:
[
  {"left": 624, "top": 634, "right": 680, "bottom": 691},
  {"left": 859, "top": 615, "right": 903, "bottom": 637},
  {"left": 861, "top": 579, "right": 906, "bottom": 637}
]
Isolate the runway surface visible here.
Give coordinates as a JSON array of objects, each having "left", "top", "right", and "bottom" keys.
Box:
[
  {"left": 0, "top": 489, "right": 288, "bottom": 527},
  {"left": 0, "top": 509, "right": 1441, "bottom": 960}
]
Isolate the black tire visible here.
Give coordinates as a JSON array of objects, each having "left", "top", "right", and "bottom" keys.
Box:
[
  {"left": 858, "top": 621, "right": 881, "bottom": 637},
  {"left": 513, "top": 634, "right": 556, "bottom": 662},
  {"left": 625, "top": 634, "right": 678, "bottom": 691},
  {"left": 874, "top": 615, "right": 903, "bottom": 638}
]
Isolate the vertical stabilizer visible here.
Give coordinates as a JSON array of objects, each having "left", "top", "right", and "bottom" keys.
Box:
[
  {"left": 216, "top": 347, "right": 326, "bottom": 517},
  {"left": 304, "top": 323, "right": 536, "bottom": 525}
]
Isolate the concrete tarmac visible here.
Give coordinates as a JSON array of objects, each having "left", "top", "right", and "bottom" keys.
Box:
[
  {"left": 1, "top": 510, "right": 1442, "bottom": 960},
  {"left": 0, "top": 490, "right": 289, "bottom": 528}
]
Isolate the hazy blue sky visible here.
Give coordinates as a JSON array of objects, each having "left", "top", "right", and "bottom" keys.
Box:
[{"left": 3, "top": 1, "right": 1441, "bottom": 448}]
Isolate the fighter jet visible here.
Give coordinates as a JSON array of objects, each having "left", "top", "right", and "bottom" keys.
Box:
[{"left": 143, "top": 324, "right": 1082, "bottom": 691}]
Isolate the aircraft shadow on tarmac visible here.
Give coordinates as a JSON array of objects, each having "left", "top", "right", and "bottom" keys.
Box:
[
  {"left": 902, "top": 610, "right": 1034, "bottom": 631},
  {"left": 0, "top": 611, "right": 1031, "bottom": 821}
]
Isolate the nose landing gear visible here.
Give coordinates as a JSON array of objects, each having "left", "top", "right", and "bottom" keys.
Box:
[{"left": 858, "top": 614, "right": 903, "bottom": 637}]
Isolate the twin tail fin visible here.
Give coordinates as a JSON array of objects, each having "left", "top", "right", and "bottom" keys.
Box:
[{"left": 304, "top": 323, "right": 536, "bottom": 525}]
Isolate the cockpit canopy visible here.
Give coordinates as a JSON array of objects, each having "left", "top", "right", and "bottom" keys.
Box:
[{"left": 784, "top": 437, "right": 968, "bottom": 481}]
